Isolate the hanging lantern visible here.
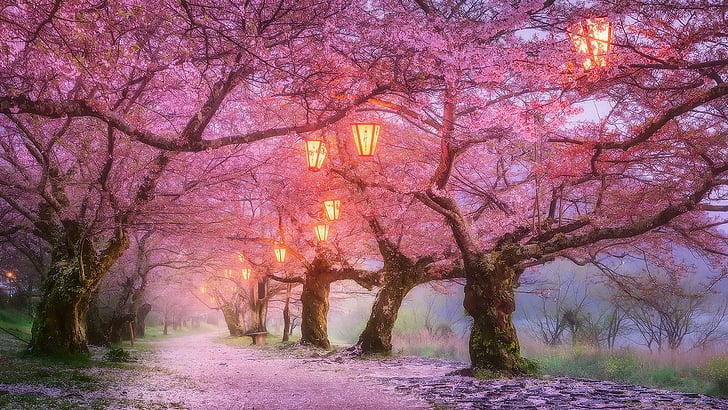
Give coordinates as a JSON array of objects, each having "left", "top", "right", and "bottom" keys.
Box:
[
  {"left": 569, "top": 17, "right": 612, "bottom": 69},
  {"left": 274, "top": 244, "right": 287, "bottom": 263},
  {"left": 323, "top": 199, "right": 341, "bottom": 221},
  {"left": 305, "top": 139, "right": 327, "bottom": 171},
  {"left": 223, "top": 269, "right": 233, "bottom": 278},
  {"left": 314, "top": 223, "right": 329, "bottom": 242},
  {"left": 199, "top": 286, "right": 207, "bottom": 294},
  {"left": 351, "top": 123, "right": 380, "bottom": 156},
  {"left": 5, "top": 271, "right": 14, "bottom": 279},
  {"left": 237, "top": 253, "right": 252, "bottom": 279}
]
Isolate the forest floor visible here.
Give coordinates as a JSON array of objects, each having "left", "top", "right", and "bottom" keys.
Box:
[{"left": 1, "top": 330, "right": 728, "bottom": 409}]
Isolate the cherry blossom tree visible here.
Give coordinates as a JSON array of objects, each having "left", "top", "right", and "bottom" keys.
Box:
[{"left": 2, "top": 0, "right": 727, "bottom": 377}]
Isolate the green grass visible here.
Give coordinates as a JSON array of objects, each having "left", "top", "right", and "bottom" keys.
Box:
[
  {"left": 0, "top": 308, "right": 179, "bottom": 408},
  {"left": 525, "top": 346, "right": 728, "bottom": 398},
  {"left": 0, "top": 308, "right": 33, "bottom": 343}
]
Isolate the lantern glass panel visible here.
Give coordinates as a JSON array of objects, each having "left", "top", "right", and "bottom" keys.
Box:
[
  {"left": 305, "top": 140, "right": 327, "bottom": 171},
  {"left": 314, "top": 224, "right": 329, "bottom": 241},
  {"left": 241, "top": 268, "right": 252, "bottom": 280},
  {"left": 351, "top": 123, "right": 380, "bottom": 156},
  {"left": 323, "top": 200, "right": 340, "bottom": 221},
  {"left": 274, "top": 246, "right": 287, "bottom": 263}
]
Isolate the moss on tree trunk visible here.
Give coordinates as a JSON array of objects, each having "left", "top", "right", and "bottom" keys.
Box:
[
  {"left": 31, "top": 272, "right": 93, "bottom": 354},
  {"left": 29, "top": 222, "right": 128, "bottom": 354},
  {"left": 356, "top": 265, "right": 423, "bottom": 355},
  {"left": 463, "top": 255, "right": 529, "bottom": 376}
]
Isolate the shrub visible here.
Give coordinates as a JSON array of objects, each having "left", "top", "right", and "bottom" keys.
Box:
[
  {"left": 103, "top": 348, "right": 136, "bottom": 363},
  {"left": 705, "top": 356, "right": 728, "bottom": 397},
  {"left": 603, "top": 353, "right": 639, "bottom": 381}
]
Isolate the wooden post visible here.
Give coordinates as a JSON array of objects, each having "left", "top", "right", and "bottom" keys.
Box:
[{"left": 128, "top": 321, "right": 135, "bottom": 348}]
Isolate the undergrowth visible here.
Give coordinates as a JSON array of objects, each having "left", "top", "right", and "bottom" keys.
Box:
[{"left": 525, "top": 346, "right": 728, "bottom": 398}]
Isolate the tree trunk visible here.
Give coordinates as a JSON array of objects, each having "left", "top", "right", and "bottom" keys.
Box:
[
  {"left": 86, "top": 290, "right": 109, "bottom": 346},
  {"left": 463, "top": 257, "right": 526, "bottom": 375},
  {"left": 355, "top": 267, "right": 423, "bottom": 355},
  {"left": 221, "top": 305, "right": 245, "bottom": 336},
  {"left": 29, "top": 221, "right": 128, "bottom": 354},
  {"left": 30, "top": 264, "right": 100, "bottom": 354},
  {"left": 282, "top": 285, "right": 291, "bottom": 342},
  {"left": 134, "top": 303, "right": 152, "bottom": 338},
  {"left": 300, "top": 267, "right": 331, "bottom": 349}
]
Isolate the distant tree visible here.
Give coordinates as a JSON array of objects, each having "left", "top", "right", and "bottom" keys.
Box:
[{"left": 599, "top": 262, "right": 727, "bottom": 352}]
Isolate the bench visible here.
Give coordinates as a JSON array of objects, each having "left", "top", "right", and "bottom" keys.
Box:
[{"left": 245, "top": 331, "right": 267, "bottom": 345}]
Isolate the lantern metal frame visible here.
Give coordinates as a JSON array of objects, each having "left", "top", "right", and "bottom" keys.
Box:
[{"left": 351, "top": 123, "right": 380, "bottom": 157}]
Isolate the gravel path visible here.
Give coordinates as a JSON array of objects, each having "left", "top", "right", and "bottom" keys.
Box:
[{"left": 98, "top": 331, "right": 728, "bottom": 409}]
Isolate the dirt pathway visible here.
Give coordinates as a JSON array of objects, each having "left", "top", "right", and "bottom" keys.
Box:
[{"left": 111, "top": 331, "right": 442, "bottom": 409}]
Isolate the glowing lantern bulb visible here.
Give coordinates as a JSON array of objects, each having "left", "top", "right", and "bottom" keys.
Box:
[
  {"left": 314, "top": 223, "right": 329, "bottom": 242},
  {"left": 305, "top": 139, "right": 327, "bottom": 171},
  {"left": 569, "top": 17, "right": 612, "bottom": 69},
  {"left": 274, "top": 245, "right": 287, "bottom": 263},
  {"left": 5, "top": 271, "right": 14, "bottom": 279},
  {"left": 351, "top": 123, "right": 380, "bottom": 156},
  {"left": 323, "top": 199, "right": 341, "bottom": 221},
  {"left": 199, "top": 286, "right": 207, "bottom": 294},
  {"left": 241, "top": 267, "right": 251, "bottom": 280}
]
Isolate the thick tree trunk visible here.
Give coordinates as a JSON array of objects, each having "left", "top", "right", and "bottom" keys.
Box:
[
  {"left": 86, "top": 290, "right": 109, "bottom": 346},
  {"left": 221, "top": 305, "right": 245, "bottom": 336},
  {"left": 248, "top": 287, "right": 268, "bottom": 333},
  {"left": 463, "top": 257, "right": 525, "bottom": 375},
  {"left": 30, "top": 221, "right": 128, "bottom": 354},
  {"left": 134, "top": 303, "right": 152, "bottom": 338},
  {"left": 300, "top": 269, "right": 331, "bottom": 349},
  {"left": 30, "top": 264, "right": 100, "bottom": 354},
  {"left": 355, "top": 268, "right": 422, "bottom": 355}
]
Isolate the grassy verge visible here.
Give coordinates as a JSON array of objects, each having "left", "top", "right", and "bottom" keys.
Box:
[
  {"left": 0, "top": 308, "right": 187, "bottom": 409},
  {"left": 524, "top": 345, "right": 728, "bottom": 398}
]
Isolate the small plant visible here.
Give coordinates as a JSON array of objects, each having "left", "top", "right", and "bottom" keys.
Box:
[
  {"left": 103, "top": 348, "right": 136, "bottom": 363},
  {"left": 518, "top": 357, "right": 541, "bottom": 377},
  {"left": 604, "top": 353, "right": 639, "bottom": 381},
  {"left": 71, "top": 371, "right": 95, "bottom": 383}
]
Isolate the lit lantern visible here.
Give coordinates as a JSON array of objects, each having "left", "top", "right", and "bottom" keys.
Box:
[
  {"left": 238, "top": 253, "right": 252, "bottom": 279},
  {"left": 351, "top": 123, "right": 380, "bottom": 156},
  {"left": 5, "top": 271, "right": 14, "bottom": 279},
  {"left": 199, "top": 286, "right": 207, "bottom": 294},
  {"left": 314, "top": 223, "right": 329, "bottom": 242},
  {"left": 274, "top": 244, "right": 287, "bottom": 263},
  {"left": 323, "top": 199, "right": 341, "bottom": 221},
  {"left": 223, "top": 269, "right": 233, "bottom": 278},
  {"left": 305, "top": 139, "right": 327, "bottom": 171},
  {"left": 569, "top": 17, "right": 612, "bottom": 69}
]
